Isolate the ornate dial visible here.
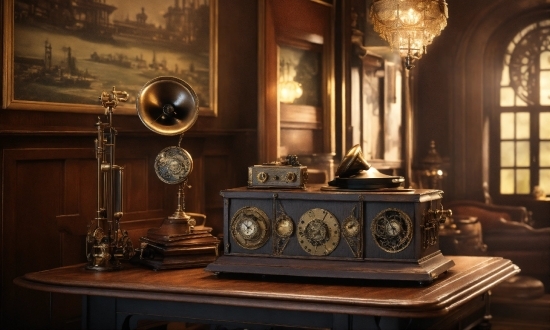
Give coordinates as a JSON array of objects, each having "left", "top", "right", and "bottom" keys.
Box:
[
  {"left": 154, "top": 146, "right": 193, "bottom": 184},
  {"left": 297, "top": 208, "right": 340, "bottom": 256},
  {"left": 342, "top": 216, "right": 360, "bottom": 237},
  {"left": 275, "top": 215, "right": 294, "bottom": 238},
  {"left": 371, "top": 208, "right": 413, "bottom": 253},
  {"left": 230, "top": 207, "right": 271, "bottom": 250}
]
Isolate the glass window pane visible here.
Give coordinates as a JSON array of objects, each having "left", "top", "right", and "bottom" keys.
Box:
[
  {"left": 541, "top": 71, "right": 550, "bottom": 106},
  {"left": 516, "top": 169, "right": 530, "bottom": 194},
  {"left": 541, "top": 113, "right": 550, "bottom": 139},
  {"left": 501, "top": 141, "right": 515, "bottom": 166},
  {"left": 539, "top": 169, "right": 550, "bottom": 198},
  {"left": 507, "top": 40, "right": 515, "bottom": 53},
  {"left": 501, "top": 60, "right": 510, "bottom": 85},
  {"left": 540, "top": 142, "right": 550, "bottom": 166},
  {"left": 541, "top": 51, "right": 550, "bottom": 70},
  {"left": 501, "top": 169, "right": 515, "bottom": 194},
  {"left": 516, "top": 141, "right": 530, "bottom": 166},
  {"left": 516, "top": 95, "right": 527, "bottom": 107},
  {"left": 501, "top": 113, "right": 515, "bottom": 139},
  {"left": 516, "top": 112, "right": 530, "bottom": 139},
  {"left": 500, "top": 87, "right": 515, "bottom": 107}
]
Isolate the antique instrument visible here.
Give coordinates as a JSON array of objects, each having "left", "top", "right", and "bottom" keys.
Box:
[
  {"left": 206, "top": 145, "right": 453, "bottom": 283},
  {"left": 327, "top": 144, "right": 405, "bottom": 189},
  {"left": 248, "top": 155, "right": 308, "bottom": 189},
  {"left": 135, "top": 76, "right": 220, "bottom": 270},
  {"left": 86, "top": 87, "right": 134, "bottom": 271}
]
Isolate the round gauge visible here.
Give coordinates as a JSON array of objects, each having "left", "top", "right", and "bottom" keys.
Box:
[
  {"left": 342, "top": 216, "right": 360, "bottom": 238},
  {"left": 230, "top": 207, "right": 271, "bottom": 250},
  {"left": 385, "top": 219, "right": 402, "bottom": 237},
  {"left": 371, "top": 208, "right": 413, "bottom": 253},
  {"left": 275, "top": 215, "right": 294, "bottom": 238},
  {"left": 154, "top": 146, "right": 193, "bottom": 184},
  {"left": 239, "top": 218, "right": 259, "bottom": 239},
  {"left": 297, "top": 208, "right": 340, "bottom": 256}
]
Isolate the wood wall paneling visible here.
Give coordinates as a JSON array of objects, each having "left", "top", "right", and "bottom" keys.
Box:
[{"left": 2, "top": 0, "right": 261, "bottom": 327}]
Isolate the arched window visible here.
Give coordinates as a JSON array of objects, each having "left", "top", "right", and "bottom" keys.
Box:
[{"left": 494, "top": 19, "right": 550, "bottom": 199}]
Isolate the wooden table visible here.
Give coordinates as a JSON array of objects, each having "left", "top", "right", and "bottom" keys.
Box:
[{"left": 14, "top": 256, "right": 519, "bottom": 330}]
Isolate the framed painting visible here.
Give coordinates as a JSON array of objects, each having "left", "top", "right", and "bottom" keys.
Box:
[{"left": 2, "top": 0, "right": 218, "bottom": 116}]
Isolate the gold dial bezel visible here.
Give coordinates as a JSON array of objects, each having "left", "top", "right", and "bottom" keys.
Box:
[
  {"left": 371, "top": 208, "right": 413, "bottom": 253},
  {"left": 297, "top": 208, "right": 340, "bottom": 256},
  {"left": 230, "top": 206, "right": 271, "bottom": 250}
]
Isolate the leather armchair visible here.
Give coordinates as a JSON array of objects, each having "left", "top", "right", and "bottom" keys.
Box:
[{"left": 446, "top": 200, "right": 550, "bottom": 292}]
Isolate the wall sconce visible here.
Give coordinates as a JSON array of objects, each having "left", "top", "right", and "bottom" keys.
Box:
[
  {"left": 370, "top": 0, "right": 448, "bottom": 69},
  {"left": 278, "top": 59, "right": 303, "bottom": 104}
]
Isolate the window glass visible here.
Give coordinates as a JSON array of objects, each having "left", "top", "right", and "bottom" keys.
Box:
[
  {"left": 516, "top": 112, "right": 530, "bottom": 139},
  {"left": 500, "top": 113, "right": 515, "bottom": 139},
  {"left": 500, "top": 141, "right": 515, "bottom": 166},
  {"left": 540, "top": 141, "right": 550, "bottom": 166},
  {"left": 500, "top": 169, "right": 514, "bottom": 194},
  {"left": 516, "top": 96, "right": 527, "bottom": 107},
  {"left": 541, "top": 51, "right": 550, "bottom": 70},
  {"left": 497, "top": 19, "right": 550, "bottom": 196},
  {"left": 541, "top": 71, "right": 550, "bottom": 106},
  {"left": 516, "top": 141, "right": 530, "bottom": 166},
  {"left": 541, "top": 113, "right": 550, "bottom": 139},
  {"left": 540, "top": 169, "right": 550, "bottom": 196},
  {"left": 501, "top": 61, "right": 510, "bottom": 85},
  {"left": 500, "top": 87, "right": 515, "bottom": 107},
  {"left": 516, "top": 169, "right": 530, "bottom": 194}
]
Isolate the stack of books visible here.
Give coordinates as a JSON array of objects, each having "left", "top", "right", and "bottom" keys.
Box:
[{"left": 138, "top": 214, "right": 221, "bottom": 270}]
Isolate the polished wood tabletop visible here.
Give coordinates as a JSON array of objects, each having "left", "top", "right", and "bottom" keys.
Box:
[{"left": 15, "top": 256, "right": 518, "bottom": 319}]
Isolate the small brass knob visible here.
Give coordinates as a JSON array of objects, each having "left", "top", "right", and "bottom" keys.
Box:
[
  {"left": 285, "top": 172, "right": 297, "bottom": 182},
  {"left": 257, "top": 172, "right": 268, "bottom": 183}
]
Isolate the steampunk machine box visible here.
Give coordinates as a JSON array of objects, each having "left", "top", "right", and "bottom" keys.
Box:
[{"left": 206, "top": 146, "right": 454, "bottom": 283}]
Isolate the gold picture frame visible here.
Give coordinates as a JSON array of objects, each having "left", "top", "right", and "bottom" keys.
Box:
[{"left": 2, "top": 0, "right": 218, "bottom": 116}]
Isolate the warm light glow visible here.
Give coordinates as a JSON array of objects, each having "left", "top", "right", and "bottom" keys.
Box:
[
  {"left": 278, "top": 59, "right": 303, "bottom": 103},
  {"left": 370, "top": 0, "right": 448, "bottom": 69},
  {"left": 402, "top": 8, "right": 421, "bottom": 25},
  {"left": 278, "top": 80, "right": 303, "bottom": 104}
]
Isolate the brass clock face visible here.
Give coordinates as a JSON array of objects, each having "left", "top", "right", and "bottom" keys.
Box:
[
  {"left": 230, "top": 207, "right": 271, "bottom": 250},
  {"left": 371, "top": 208, "right": 413, "bottom": 253},
  {"left": 298, "top": 208, "right": 340, "bottom": 256},
  {"left": 275, "top": 215, "right": 294, "bottom": 238}
]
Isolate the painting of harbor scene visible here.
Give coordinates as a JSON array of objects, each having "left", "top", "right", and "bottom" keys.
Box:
[{"left": 11, "top": 0, "right": 215, "bottom": 114}]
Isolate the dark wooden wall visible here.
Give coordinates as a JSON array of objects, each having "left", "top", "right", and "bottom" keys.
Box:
[{"left": 0, "top": 1, "right": 259, "bottom": 328}]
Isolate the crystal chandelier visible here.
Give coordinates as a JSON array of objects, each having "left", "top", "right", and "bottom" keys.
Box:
[
  {"left": 370, "top": 0, "right": 448, "bottom": 69},
  {"left": 278, "top": 60, "right": 303, "bottom": 104}
]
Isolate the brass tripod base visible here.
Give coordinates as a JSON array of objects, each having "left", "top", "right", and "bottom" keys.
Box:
[{"left": 86, "top": 245, "right": 123, "bottom": 272}]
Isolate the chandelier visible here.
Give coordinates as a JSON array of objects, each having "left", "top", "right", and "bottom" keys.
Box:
[
  {"left": 278, "top": 59, "right": 303, "bottom": 104},
  {"left": 370, "top": 0, "right": 448, "bottom": 69}
]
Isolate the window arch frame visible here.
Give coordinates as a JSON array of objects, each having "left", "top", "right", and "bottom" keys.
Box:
[{"left": 486, "top": 12, "right": 550, "bottom": 204}]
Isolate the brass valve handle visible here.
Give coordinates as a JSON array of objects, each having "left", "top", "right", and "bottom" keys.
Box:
[
  {"left": 99, "top": 86, "right": 129, "bottom": 110},
  {"left": 428, "top": 207, "right": 453, "bottom": 224}
]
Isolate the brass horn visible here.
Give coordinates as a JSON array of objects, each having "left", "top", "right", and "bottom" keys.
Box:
[
  {"left": 136, "top": 76, "right": 199, "bottom": 136},
  {"left": 329, "top": 144, "right": 405, "bottom": 189},
  {"left": 335, "top": 144, "right": 371, "bottom": 178}
]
